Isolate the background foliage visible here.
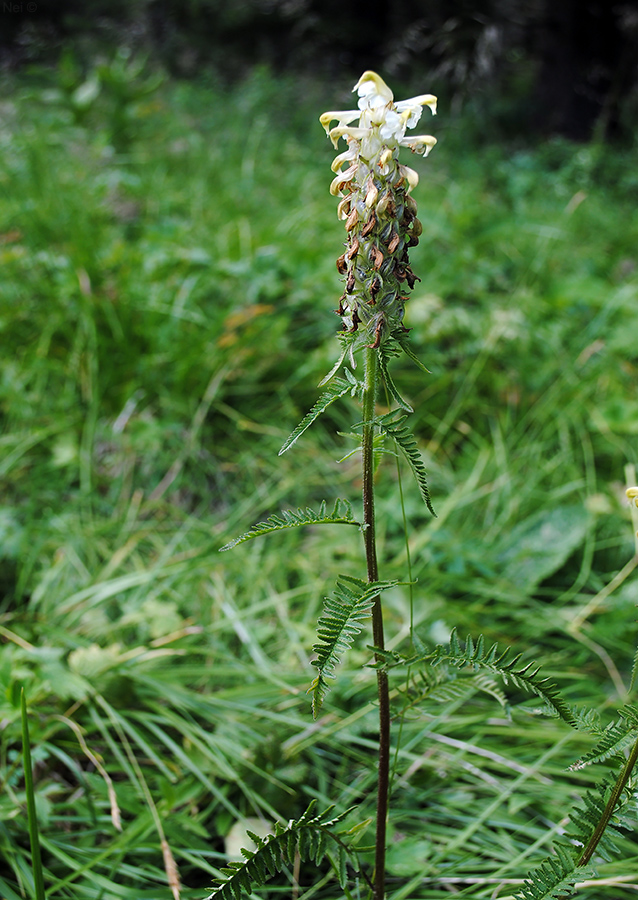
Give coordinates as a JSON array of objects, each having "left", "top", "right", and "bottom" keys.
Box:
[
  {"left": 0, "top": 43, "right": 638, "bottom": 899},
  {"left": 2, "top": 0, "right": 638, "bottom": 139}
]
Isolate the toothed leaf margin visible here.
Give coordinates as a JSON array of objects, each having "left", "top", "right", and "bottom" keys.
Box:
[
  {"left": 377, "top": 411, "right": 435, "bottom": 516},
  {"left": 205, "top": 801, "right": 358, "bottom": 900},
  {"left": 405, "top": 629, "right": 577, "bottom": 726},
  {"left": 279, "top": 372, "right": 360, "bottom": 455},
  {"left": 219, "top": 499, "right": 360, "bottom": 551},
  {"left": 310, "top": 575, "right": 398, "bottom": 716},
  {"left": 513, "top": 844, "right": 595, "bottom": 900}
]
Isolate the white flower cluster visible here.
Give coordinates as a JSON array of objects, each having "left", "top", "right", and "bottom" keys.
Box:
[{"left": 320, "top": 71, "right": 437, "bottom": 167}]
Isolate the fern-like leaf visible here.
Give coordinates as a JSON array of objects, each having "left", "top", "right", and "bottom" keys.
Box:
[
  {"left": 389, "top": 328, "right": 431, "bottom": 373},
  {"left": 377, "top": 412, "right": 435, "bottom": 515},
  {"left": 514, "top": 844, "right": 595, "bottom": 900},
  {"left": 279, "top": 372, "right": 360, "bottom": 455},
  {"left": 310, "top": 575, "right": 398, "bottom": 716},
  {"left": 206, "top": 802, "right": 356, "bottom": 900},
  {"left": 571, "top": 706, "right": 638, "bottom": 769},
  {"left": 318, "top": 346, "right": 350, "bottom": 387},
  {"left": 515, "top": 732, "right": 638, "bottom": 900},
  {"left": 413, "top": 629, "right": 576, "bottom": 725},
  {"left": 515, "top": 768, "right": 637, "bottom": 898},
  {"left": 377, "top": 347, "right": 413, "bottom": 412},
  {"left": 219, "top": 499, "right": 360, "bottom": 551},
  {"left": 571, "top": 706, "right": 601, "bottom": 733},
  {"left": 564, "top": 777, "right": 630, "bottom": 861},
  {"left": 400, "top": 664, "right": 509, "bottom": 711}
]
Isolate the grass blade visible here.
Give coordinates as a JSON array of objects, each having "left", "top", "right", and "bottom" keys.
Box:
[{"left": 21, "top": 688, "right": 46, "bottom": 900}]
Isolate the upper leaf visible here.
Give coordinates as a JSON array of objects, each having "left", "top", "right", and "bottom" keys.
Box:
[
  {"left": 389, "top": 328, "right": 431, "bottom": 373},
  {"left": 377, "top": 411, "right": 436, "bottom": 516},
  {"left": 279, "top": 374, "right": 360, "bottom": 455},
  {"left": 219, "top": 499, "right": 359, "bottom": 551},
  {"left": 377, "top": 345, "right": 413, "bottom": 412}
]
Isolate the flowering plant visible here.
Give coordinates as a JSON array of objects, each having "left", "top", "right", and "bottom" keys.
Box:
[{"left": 213, "top": 72, "right": 638, "bottom": 900}]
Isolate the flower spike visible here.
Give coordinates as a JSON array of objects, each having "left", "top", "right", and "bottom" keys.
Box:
[{"left": 320, "top": 71, "right": 437, "bottom": 350}]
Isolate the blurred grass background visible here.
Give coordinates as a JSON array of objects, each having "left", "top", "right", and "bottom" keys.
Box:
[{"left": 1, "top": 17, "right": 638, "bottom": 899}]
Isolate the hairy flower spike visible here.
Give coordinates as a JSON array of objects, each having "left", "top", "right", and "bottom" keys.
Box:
[{"left": 321, "top": 72, "right": 436, "bottom": 349}]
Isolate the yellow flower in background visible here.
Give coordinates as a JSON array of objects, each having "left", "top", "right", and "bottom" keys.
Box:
[{"left": 626, "top": 486, "right": 638, "bottom": 537}]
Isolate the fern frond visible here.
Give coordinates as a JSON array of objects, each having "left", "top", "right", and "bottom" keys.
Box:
[
  {"left": 514, "top": 843, "right": 594, "bottom": 900},
  {"left": 418, "top": 629, "right": 576, "bottom": 726},
  {"left": 279, "top": 372, "right": 360, "bottom": 455},
  {"left": 410, "top": 665, "right": 475, "bottom": 705},
  {"left": 206, "top": 802, "right": 357, "bottom": 899},
  {"left": 377, "top": 347, "right": 413, "bottom": 412},
  {"left": 310, "top": 575, "right": 398, "bottom": 716},
  {"left": 219, "top": 499, "right": 359, "bottom": 551},
  {"left": 571, "top": 707, "right": 638, "bottom": 769},
  {"left": 377, "top": 412, "right": 435, "bottom": 515},
  {"left": 421, "top": 678, "right": 478, "bottom": 706}
]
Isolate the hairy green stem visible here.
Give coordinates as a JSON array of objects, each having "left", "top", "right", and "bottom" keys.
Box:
[
  {"left": 361, "top": 347, "right": 390, "bottom": 900},
  {"left": 577, "top": 733, "right": 638, "bottom": 867}
]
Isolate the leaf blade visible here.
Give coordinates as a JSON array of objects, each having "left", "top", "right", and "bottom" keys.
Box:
[
  {"left": 219, "top": 499, "right": 359, "bottom": 551},
  {"left": 309, "top": 575, "right": 398, "bottom": 716},
  {"left": 279, "top": 375, "right": 359, "bottom": 455}
]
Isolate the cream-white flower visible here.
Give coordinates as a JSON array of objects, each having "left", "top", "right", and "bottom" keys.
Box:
[
  {"left": 356, "top": 71, "right": 393, "bottom": 110},
  {"left": 320, "top": 71, "right": 437, "bottom": 162}
]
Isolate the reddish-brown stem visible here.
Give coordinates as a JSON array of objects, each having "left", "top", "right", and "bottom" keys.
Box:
[{"left": 361, "top": 346, "right": 390, "bottom": 900}]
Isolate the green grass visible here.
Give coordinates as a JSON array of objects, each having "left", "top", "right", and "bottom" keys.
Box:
[{"left": 1, "top": 60, "right": 638, "bottom": 898}]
